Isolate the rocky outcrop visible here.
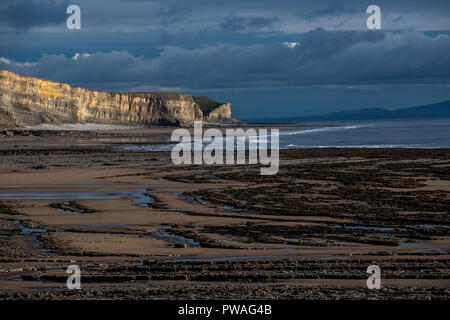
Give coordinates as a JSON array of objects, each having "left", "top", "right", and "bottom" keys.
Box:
[
  {"left": 0, "top": 69, "right": 233, "bottom": 128},
  {"left": 203, "top": 102, "right": 232, "bottom": 121}
]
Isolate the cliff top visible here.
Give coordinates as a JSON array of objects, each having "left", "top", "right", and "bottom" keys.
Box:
[
  {"left": 193, "top": 96, "right": 225, "bottom": 113},
  {"left": 0, "top": 69, "right": 190, "bottom": 100}
]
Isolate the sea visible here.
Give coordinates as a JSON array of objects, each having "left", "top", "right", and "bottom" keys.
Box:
[
  {"left": 276, "top": 118, "right": 450, "bottom": 149},
  {"left": 118, "top": 118, "right": 450, "bottom": 151}
]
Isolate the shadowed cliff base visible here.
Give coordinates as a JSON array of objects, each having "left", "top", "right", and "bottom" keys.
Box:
[{"left": 0, "top": 69, "right": 236, "bottom": 129}]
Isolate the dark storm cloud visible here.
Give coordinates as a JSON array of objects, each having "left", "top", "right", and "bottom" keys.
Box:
[
  {"left": 295, "top": 0, "right": 450, "bottom": 21},
  {"left": 297, "top": 27, "right": 386, "bottom": 60},
  {"left": 296, "top": 0, "right": 359, "bottom": 22},
  {"left": 155, "top": 3, "right": 192, "bottom": 25},
  {"left": 2, "top": 28, "right": 449, "bottom": 91},
  {"left": 0, "top": 0, "right": 69, "bottom": 30},
  {"left": 2, "top": 0, "right": 449, "bottom": 33},
  {"left": 219, "top": 13, "right": 280, "bottom": 32}
]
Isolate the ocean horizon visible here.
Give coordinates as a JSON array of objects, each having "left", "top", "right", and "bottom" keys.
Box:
[{"left": 117, "top": 118, "right": 450, "bottom": 151}]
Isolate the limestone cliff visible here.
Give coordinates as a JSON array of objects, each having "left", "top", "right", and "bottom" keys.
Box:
[{"left": 0, "top": 69, "right": 233, "bottom": 128}]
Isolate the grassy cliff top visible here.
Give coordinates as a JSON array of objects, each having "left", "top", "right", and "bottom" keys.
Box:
[{"left": 193, "top": 96, "right": 224, "bottom": 113}]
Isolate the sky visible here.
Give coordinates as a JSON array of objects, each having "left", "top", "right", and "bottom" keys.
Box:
[{"left": 0, "top": 0, "right": 449, "bottom": 119}]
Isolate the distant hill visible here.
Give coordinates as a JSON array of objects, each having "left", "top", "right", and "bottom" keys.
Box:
[{"left": 249, "top": 100, "right": 450, "bottom": 123}]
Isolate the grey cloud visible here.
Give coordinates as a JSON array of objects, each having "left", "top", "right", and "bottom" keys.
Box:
[
  {"left": 296, "top": 1, "right": 359, "bottom": 22},
  {"left": 156, "top": 4, "right": 191, "bottom": 17},
  {"left": 1, "top": 29, "right": 449, "bottom": 91},
  {"left": 3, "top": 0, "right": 447, "bottom": 34},
  {"left": 155, "top": 3, "right": 192, "bottom": 25},
  {"left": 219, "top": 12, "right": 280, "bottom": 32},
  {"left": 0, "top": 0, "right": 69, "bottom": 30},
  {"left": 297, "top": 28, "right": 386, "bottom": 60}
]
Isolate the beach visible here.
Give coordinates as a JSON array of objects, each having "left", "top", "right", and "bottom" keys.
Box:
[{"left": 0, "top": 125, "right": 448, "bottom": 299}]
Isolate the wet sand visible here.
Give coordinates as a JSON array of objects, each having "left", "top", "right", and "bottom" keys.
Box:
[{"left": 0, "top": 128, "right": 449, "bottom": 299}]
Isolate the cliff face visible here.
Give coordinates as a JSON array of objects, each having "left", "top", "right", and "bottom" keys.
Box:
[{"left": 0, "top": 69, "right": 233, "bottom": 128}]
